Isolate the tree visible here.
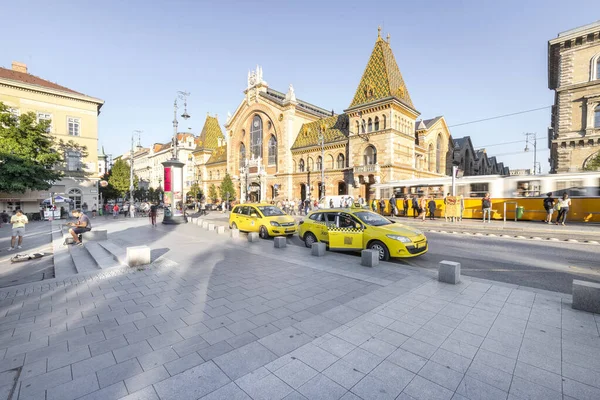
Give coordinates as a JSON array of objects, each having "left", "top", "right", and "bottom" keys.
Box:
[
  {"left": 220, "top": 173, "right": 236, "bottom": 202},
  {"left": 108, "top": 158, "right": 138, "bottom": 197},
  {"left": 188, "top": 182, "right": 203, "bottom": 203},
  {"left": 98, "top": 172, "right": 120, "bottom": 202},
  {"left": 0, "top": 102, "right": 63, "bottom": 192},
  {"left": 208, "top": 184, "right": 218, "bottom": 203},
  {"left": 583, "top": 152, "right": 600, "bottom": 171}
]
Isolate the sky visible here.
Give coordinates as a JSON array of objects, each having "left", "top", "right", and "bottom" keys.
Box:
[{"left": 2, "top": 0, "right": 596, "bottom": 172}]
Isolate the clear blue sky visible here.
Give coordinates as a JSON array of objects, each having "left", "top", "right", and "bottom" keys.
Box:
[{"left": 2, "top": 0, "right": 595, "bottom": 172}]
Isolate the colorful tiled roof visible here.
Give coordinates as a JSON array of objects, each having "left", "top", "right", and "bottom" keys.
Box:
[
  {"left": 206, "top": 145, "right": 228, "bottom": 165},
  {"left": 0, "top": 66, "right": 84, "bottom": 96},
  {"left": 291, "top": 114, "right": 349, "bottom": 150},
  {"left": 348, "top": 33, "right": 414, "bottom": 110},
  {"left": 196, "top": 115, "right": 224, "bottom": 150}
]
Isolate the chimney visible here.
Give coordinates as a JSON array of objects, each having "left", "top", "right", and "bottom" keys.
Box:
[{"left": 12, "top": 61, "right": 28, "bottom": 74}]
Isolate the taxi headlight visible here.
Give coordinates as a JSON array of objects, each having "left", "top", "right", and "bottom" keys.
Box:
[
  {"left": 270, "top": 221, "right": 281, "bottom": 227},
  {"left": 386, "top": 234, "right": 411, "bottom": 243}
]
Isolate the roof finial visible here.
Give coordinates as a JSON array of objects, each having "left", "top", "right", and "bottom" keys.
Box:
[
  {"left": 377, "top": 26, "right": 381, "bottom": 38},
  {"left": 386, "top": 33, "right": 390, "bottom": 43}
]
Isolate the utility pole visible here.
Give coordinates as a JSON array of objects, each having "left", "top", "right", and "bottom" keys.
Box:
[
  {"left": 319, "top": 122, "right": 325, "bottom": 199},
  {"left": 524, "top": 133, "right": 537, "bottom": 175},
  {"left": 130, "top": 130, "right": 142, "bottom": 218}
]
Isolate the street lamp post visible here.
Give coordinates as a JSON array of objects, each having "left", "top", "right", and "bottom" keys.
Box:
[
  {"left": 162, "top": 91, "right": 190, "bottom": 224},
  {"left": 524, "top": 133, "right": 537, "bottom": 175},
  {"left": 130, "top": 130, "right": 142, "bottom": 218},
  {"left": 319, "top": 122, "right": 326, "bottom": 200}
]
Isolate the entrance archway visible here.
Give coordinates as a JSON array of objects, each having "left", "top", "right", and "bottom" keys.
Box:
[
  {"left": 249, "top": 183, "right": 261, "bottom": 203},
  {"left": 338, "top": 181, "right": 347, "bottom": 195}
]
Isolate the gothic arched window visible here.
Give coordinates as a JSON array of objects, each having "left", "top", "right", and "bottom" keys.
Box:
[
  {"left": 363, "top": 146, "right": 377, "bottom": 165},
  {"left": 436, "top": 134, "right": 443, "bottom": 173},
  {"left": 268, "top": 135, "right": 277, "bottom": 165},
  {"left": 367, "top": 118, "right": 373, "bottom": 132},
  {"left": 336, "top": 153, "right": 345, "bottom": 169},
  {"left": 374, "top": 117, "right": 380, "bottom": 131},
  {"left": 594, "top": 104, "right": 600, "bottom": 128},
  {"left": 250, "top": 115, "right": 262, "bottom": 158},
  {"left": 299, "top": 159, "right": 305, "bottom": 172},
  {"left": 316, "top": 156, "right": 323, "bottom": 171},
  {"left": 361, "top": 119, "right": 366, "bottom": 134},
  {"left": 382, "top": 115, "right": 386, "bottom": 129},
  {"left": 428, "top": 144, "right": 434, "bottom": 171},
  {"left": 328, "top": 154, "right": 334, "bottom": 169},
  {"left": 239, "top": 143, "right": 246, "bottom": 169},
  {"left": 307, "top": 157, "right": 314, "bottom": 171}
]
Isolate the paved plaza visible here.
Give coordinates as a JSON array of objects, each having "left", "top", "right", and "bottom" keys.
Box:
[{"left": 1, "top": 221, "right": 600, "bottom": 400}]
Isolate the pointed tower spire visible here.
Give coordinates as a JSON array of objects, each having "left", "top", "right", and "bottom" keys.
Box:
[
  {"left": 347, "top": 31, "right": 416, "bottom": 111},
  {"left": 377, "top": 26, "right": 382, "bottom": 39}
]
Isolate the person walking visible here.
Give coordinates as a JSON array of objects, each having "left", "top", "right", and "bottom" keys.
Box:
[
  {"left": 482, "top": 193, "right": 492, "bottom": 223},
  {"left": 92, "top": 204, "right": 97, "bottom": 218},
  {"left": 290, "top": 199, "right": 296, "bottom": 215},
  {"left": 379, "top": 198, "right": 386, "bottom": 215},
  {"left": 389, "top": 195, "right": 397, "bottom": 217},
  {"left": 543, "top": 192, "right": 555, "bottom": 224},
  {"left": 402, "top": 196, "right": 408, "bottom": 217},
  {"left": 329, "top": 199, "right": 334, "bottom": 209},
  {"left": 112, "top": 204, "right": 120, "bottom": 219},
  {"left": 412, "top": 195, "right": 419, "bottom": 218},
  {"left": 443, "top": 193, "right": 450, "bottom": 222},
  {"left": 358, "top": 195, "right": 365, "bottom": 207},
  {"left": 419, "top": 196, "right": 428, "bottom": 221},
  {"left": 8, "top": 209, "right": 28, "bottom": 250},
  {"left": 150, "top": 203, "right": 158, "bottom": 226},
  {"left": 555, "top": 193, "right": 571, "bottom": 225},
  {"left": 428, "top": 198, "right": 437, "bottom": 220}
]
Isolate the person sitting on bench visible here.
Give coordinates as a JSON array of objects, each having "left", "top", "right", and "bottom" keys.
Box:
[{"left": 68, "top": 209, "right": 92, "bottom": 246}]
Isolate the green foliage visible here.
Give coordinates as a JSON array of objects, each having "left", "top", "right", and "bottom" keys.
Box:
[
  {"left": 583, "top": 152, "right": 600, "bottom": 171},
  {"left": 98, "top": 172, "right": 120, "bottom": 202},
  {"left": 108, "top": 159, "right": 138, "bottom": 196},
  {"left": 134, "top": 186, "right": 148, "bottom": 201},
  {"left": 0, "top": 102, "right": 63, "bottom": 192},
  {"left": 188, "top": 182, "right": 203, "bottom": 202},
  {"left": 208, "top": 184, "right": 218, "bottom": 203},
  {"left": 220, "top": 173, "right": 236, "bottom": 202}
]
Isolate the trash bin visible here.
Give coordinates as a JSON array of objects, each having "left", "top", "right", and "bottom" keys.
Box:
[{"left": 516, "top": 206, "right": 525, "bottom": 219}]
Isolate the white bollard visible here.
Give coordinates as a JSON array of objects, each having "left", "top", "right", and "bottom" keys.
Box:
[
  {"left": 230, "top": 228, "right": 240, "bottom": 239},
  {"left": 248, "top": 232, "right": 259, "bottom": 242},
  {"left": 208, "top": 223, "right": 215, "bottom": 231},
  {"left": 217, "top": 226, "right": 225, "bottom": 234},
  {"left": 274, "top": 237, "right": 287, "bottom": 248},
  {"left": 311, "top": 242, "right": 326, "bottom": 256},
  {"left": 438, "top": 260, "right": 461, "bottom": 284},
  {"left": 360, "top": 249, "right": 379, "bottom": 267},
  {"left": 126, "top": 246, "right": 151, "bottom": 267}
]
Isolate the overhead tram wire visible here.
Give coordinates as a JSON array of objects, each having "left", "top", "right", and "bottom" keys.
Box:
[{"left": 448, "top": 106, "right": 552, "bottom": 128}]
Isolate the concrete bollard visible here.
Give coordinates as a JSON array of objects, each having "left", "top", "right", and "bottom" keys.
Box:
[
  {"left": 196, "top": 218, "right": 203, "bottom": 226},
  {"left": 208, "top": 223, "right": 215, "bottom": 231},
  {"left": 438, "top": 260, "right": 461, "bottom": 284},
  {"left": 191, "top": 217, "right": 198, "bottom": 224},
  {"left": 202, "top": 221, "right": 208, "bottom": 229},
  {"left": 360, "top": 249, "right": 379, "bottom": 267},
  {"left": 248, "top": 232, "right": 259, "bottom": 242},
  {"left": 126, "top": 245, "right": 151, "bottom": 267},
  {"left": 230, "top": 228, "right": 240, "bottom": 239},
  {"left": 274, "top": 237, "right": 287, "bottom": 248},
  {"left": 311, "top": 242, "right": 326, "bottom": 256},
  {"left": 572, "top": 280, "right": 600, "bottom": 313},
  {"left": 217, "top": 226, "right": 225, "bottom": 234}
]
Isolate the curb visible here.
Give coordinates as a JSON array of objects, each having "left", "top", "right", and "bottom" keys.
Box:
[{"left": 427, "top": 229, "right": 600, "bottom": 245}]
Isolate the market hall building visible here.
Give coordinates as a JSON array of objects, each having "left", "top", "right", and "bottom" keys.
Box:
[{"left": 198, "top": 28, "right": 454, "bottom": 203}]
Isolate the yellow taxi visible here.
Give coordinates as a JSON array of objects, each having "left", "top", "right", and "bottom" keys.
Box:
[
  {"left": 298, "top": 205, "right": 427, "bottom": 261},
  {"left": 229, "top": 203, "right": 297, "bottom": 239}
]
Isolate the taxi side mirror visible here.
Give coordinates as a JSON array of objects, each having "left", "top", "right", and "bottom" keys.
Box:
[
  {"left": 250, "top": 213, "right": 258, "bottom": 218},
  {"left": 354, "top": 222, "right": 363, "bottom": 230}
]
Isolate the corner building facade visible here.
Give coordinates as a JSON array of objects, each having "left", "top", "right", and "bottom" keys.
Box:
[{"left": 222, "top": 30, "right": 452, "bottom": 203}]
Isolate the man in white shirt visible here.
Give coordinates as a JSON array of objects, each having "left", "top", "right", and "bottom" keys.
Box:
[{"left": 9, "top": 209, "right": 28, "bottom": 250}]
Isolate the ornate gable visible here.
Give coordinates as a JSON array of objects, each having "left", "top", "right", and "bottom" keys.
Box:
[
  {"left": 197, "top": 115, "right": 224, "bottom": 150},
  {"left": 349, "top": 29, "right": 415, "bottom": 111},
  {"left": 291, "top": 114, "right": 349, "bottom": 150}
]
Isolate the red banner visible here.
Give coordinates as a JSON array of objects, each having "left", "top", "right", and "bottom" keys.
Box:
[{"left": 164, "top": 167, "right": 172, "bottom": 192}]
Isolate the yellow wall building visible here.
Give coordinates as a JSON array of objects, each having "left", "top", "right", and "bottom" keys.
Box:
[
  {"left": 0, "top": 61, "right": 104, "bottom": 214},
  {"left": 548, "top": 21, "right": 600, "bottom": 172}
]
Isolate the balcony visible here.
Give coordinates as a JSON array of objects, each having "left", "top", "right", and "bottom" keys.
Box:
[{"left": 353, "top": 164, "right": 380, "bottom": 174}]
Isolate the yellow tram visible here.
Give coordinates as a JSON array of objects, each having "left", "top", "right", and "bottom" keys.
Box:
[{"left": 371, "top": 172, "right": 600, "bottom": 223}]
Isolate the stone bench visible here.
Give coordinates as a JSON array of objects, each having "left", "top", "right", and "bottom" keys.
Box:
[
  {"left": 311, "top": 242, "right": 326, "bottom": 257},
  {"left": 438, "top": 260, "right": 461, "bottom": 284},
  {"left": 361, "top": 249, "right": 379, "bottom": 267},
  {"left": 572, "top": 280, "right": 600, "bottom": 314},
  {"left": 126, "top": 245, "right": 151, "bottom": 267},
  {"left": 248, "top": 232, "right": 259, "bottom": 242},
  {"left": 274, "top": 237, "right": 286, "bottom": 248},
  {"left": 81, "top": 229, "right": 108, "bottom": 241}
]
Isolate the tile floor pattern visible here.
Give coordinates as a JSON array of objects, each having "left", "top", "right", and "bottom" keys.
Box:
[{"left": 1, "top": 236, "right": 600, "bottom": 399}]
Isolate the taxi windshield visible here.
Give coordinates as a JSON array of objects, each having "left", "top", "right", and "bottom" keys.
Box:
[
  {"left": 354, "top": 211, "right": 393, "bottom": 226},
  {"left": 257, "top": 206, "right": 286, "bottom": 216}
]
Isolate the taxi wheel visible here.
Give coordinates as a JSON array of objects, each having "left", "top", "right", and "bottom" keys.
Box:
[
  {"left": 231, "top": 222, "right": 238, "bottom": 230},
  {"left": 259, "top": 226, "right": 269, "bottom": 239},
  {"left": 303, "top": 232, "right": 317, "bottom": 248},
  {"left": 369, "top": 241, "right": 390, "bottom": 261}
]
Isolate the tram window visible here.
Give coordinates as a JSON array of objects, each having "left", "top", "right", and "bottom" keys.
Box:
[
  {"left": 381, "top": 188, "right": 391, "bottom": 199},
  {"left": 469, "top": 183, "right": 489, "bottom": 198},
  {"left": 515, "top": 180, "right": 541, "bottom": 197},
  {"left": 556, "top": 180, "right": 585, "bottom": 197}
]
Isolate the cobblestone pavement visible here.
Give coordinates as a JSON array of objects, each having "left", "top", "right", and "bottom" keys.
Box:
[{"left": 1, "top": 222, "right": 599, "bottom": 400}]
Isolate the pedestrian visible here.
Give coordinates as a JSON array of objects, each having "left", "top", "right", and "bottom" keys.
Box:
[
  {"left": 113, "top": 204, "right": 119, "bottom": 218},
  {"left": 8, "top": 209, "right": 28, "bottom": 250},
  {"left": 92, "top": 204, "right": 97, "bottom": 218},
  {"left": 150, "top": 202, "right": 158, "bottom": 226},
  {"left": 290, "top": 199, "right": 295, "bottom": 215},
  {"left": 329, "top": 199, "right": 334, "bottom": 208},
  {"left": 304, "top": 199, "right": 310, "bottom": 215},
  {"left": 428, "top": 198, "right": 437, "bottom": 220},
  {"left": 389, "top": 195, "right": 397, "bottom": 217},
  {"left": 419, "top": 197, "right": 428, "bottom": 221},
  {"left": 412, "top": 195, "right": 419, "bottom": 218},
  {"left": 543, "top": 192, "right": 555, "bottom": 224},
  {"left": 482, "top": 192, "right": 492, "bottom": 223},
  {"left": 68, "top": 209, "right": 92, "bottom": 246},
  {"left": 402, "top": 196, "right": 408, "bottom": 217},
  {"left": 443, "top": 193, "right": 450, "bottom": 222},
  {"left": 379, "top": 198, "right": 386, "bottom": 215},
  {"left": 555, "top": 193, "right": 571, "bottom": 226},
  {"left": 358, "top": 195, "right": 365, "bottom": 206}
]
